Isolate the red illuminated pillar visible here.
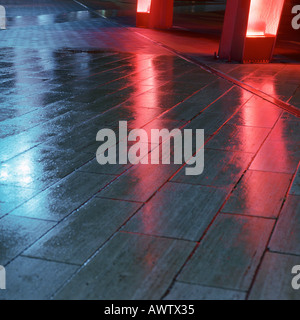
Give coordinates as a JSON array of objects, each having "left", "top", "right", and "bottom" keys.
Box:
[
  {"left": 136, "top": 0, "right": 174, "bottom": 29},
  {"left": 219, "top": 0, "right": 285, "bottom": 63}
]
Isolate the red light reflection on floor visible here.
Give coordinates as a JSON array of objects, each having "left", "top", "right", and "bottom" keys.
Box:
[
  {"left": 129, "top": 55, "right": 161, "bottom": 128},
  {"left": 241, "top": 80, "right": 290, "bottom": 215},
  {"left": 129, "top": 55, "right": 179, "bottom": 239}
]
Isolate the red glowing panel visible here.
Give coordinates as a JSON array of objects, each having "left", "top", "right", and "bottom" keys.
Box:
[
  {"left": 247, "top": 0, "right": 285, "bottom": 37},
  {"left": 137, "top": 0, "right": 152, "bottom": 13}
]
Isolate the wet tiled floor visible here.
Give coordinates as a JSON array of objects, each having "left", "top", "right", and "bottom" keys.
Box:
[{"left": 0, "top": 0, "right": 299, "bottom": 300}]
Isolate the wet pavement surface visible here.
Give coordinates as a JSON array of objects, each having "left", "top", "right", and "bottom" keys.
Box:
[{"left": 0, "top": 0, "right": 299, "bottom": 300}]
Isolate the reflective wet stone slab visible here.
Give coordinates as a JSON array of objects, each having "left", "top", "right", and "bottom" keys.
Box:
[
  {"left": 97, "top": 138, "right": 183, "bottom": 203},
  {"left": 269, "top": 195, "right": 300, "bottom": 255},
  {"left": 227, "top": 65, "right": 262, "bottom": 80},
  {"left": 9, "top": 172, "right": 114, "bottom": 221},
  {"left": 24, "top": 198, "right": 142, "bottom": 265},
  {"left": 123, "top": 182, "right": 228, "bottom": 241},
  {"left": 222, "top": 170, "right": 292, "bottom": 218},
  {"left": 242, "top": 65, "right": 284, "bottom": 78},
  {"left": 0, "top": 129, "right": 43, "bottom": 163},
  {"left": 249, "top": 139, "right": 300, "bottom": 174},
  {"left": 85, "top": 103, "right": 164, "bottom": 133},
  {"left": 98, "top": 162, "right": 180, "bottom": 203},
  {"left": 163, "top": 282, "right": 246, "bottom": 300},
  {"left": 205, "top": 124, "right": 270, "bottom": 154},
  {"left": 0, "top": 105, "right": 37, "bottom": 123},
  {"left": 43, "top": 120, "right": 100, "bottom": 155},
  {"left": 54, "top": 232, "right": 194, "bottom": 300},
  {"left": 204, "top": 86, "right": 253, "bottom": 116},
  {"left": 78, "top": 157, "right": 130, "bottom": 176},
  {"left": 0, "top": 103, "right": 73, "bottom": 138},
  {"left": 137, "top": 119, "right": 186, "bottom": 145},
  {"left": 0, "top": 109, "right": 88, "bottom": 163},
  {"left": 79, "top": 142, "right": 157, "bottom": 175},
  {"left": 0, "top": 185, "right": 38, "bottom": 217},
  {"left": 0, "top": 145, "right": 94, "bottom": 191},
  {"left": 227, "top": 96, "right": 282, "bottom": 128},
  {"left": 155, "top": 79, "right": 209, "bottom": 96},
  {"left": 250, "top": 115, "right": 300, "bottom": 174},
  {"left": 248, "top": 252, "right": 300, "bottom": 300},
  {"left": 178, "top": 214, "right": 274, "bottom": 291},
  {"left": 243, "top": 78, "right": 299, "bottom": 102},
  {"left": 160, "top": 79, "right": 233, "bottom": 121},
  {"left": 208, "top": 63, "right": 239, "bottom": 75},
  {"left": 0, "top": 256, "right": 78, "bottom": 300},
  {"left": 122, "top": 88, "right": 198, "bottom": 110},
  {"left": 172, "top": 149, "right": 253, "bottom": 190},
  {"left": 182, "top": 111, "right": 230, "bottom": 138},
  {"left": 273, "top": 66, "right": 300, "bottom": 84},
  {"left": 0, "top": 215, "right": 55, "bottom": 266},
  {"left": 71, "top": 92, "right": 134, "bottom": 115}
]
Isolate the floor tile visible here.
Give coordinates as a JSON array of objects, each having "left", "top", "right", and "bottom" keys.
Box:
[
  {"left": 24, "top": 198, "right": 142, "bottom": 265},
  {"left": 269, "top": 195, "right": 300, "bottom": 255},
  {"left": 140, "top": 119, "right": 186, "bottom": 143},
  {"left": 0, "top": 215, "right": 55, "bottom": 266},
  {"left": 164, "top": 281, "right": 246, "bottom": 300},
  {"left": 0, "top": 145, "right": 94, "bottom": 191},
  {"left": 98, "top": 148, "right": 181, "bottom": 202},
  {"left": 9, "top": 172, "right": 114, "bottom": 221},
  {"left": 0, "top": 129, "right": 42, "bottom": 163},
  {"left": 204, "top": 86, "right": 253, "bottom": 116},
  {"left": 172, "top": 149, "right": 253, "bottom": 189},
  {"left": 205, "top": 124, "right": 270, "bottom": 154},
  {"left": 78, "top": 157, "right": 130, "bottom": 176},
  {"left": 228, "top": 96, "right": 282, "bottom": 128},
  {"left": 249, "top": 138, "right": 300, "bottom": 174},
  {"left": 0, "top": 256, "right": 78, "bottom": 300},
  {"left": 243, "top": 78, "right": 299, "bottom": 102},
  {"left": 160, "top": 79, "right": 233, "bottom": 121},
  {"left": 123, "top": 182, "right": 228, "bottom": 241},
  {"left": 182, "top": 111, "right": 230, "bottom": 137},
  {"left": 54, "top": 232, "right": 194, "bottom": 300},
  {"left": 250, "top": 115, "right": 300, "bottom": 174},
  {"left": 178, "top": 214, "right": 274, "bottom": 291},
  {"left": 222, "top": 170, "right": 292, "bottom": 218},
  {"left": 248, "top": 252, "right": 300, "bottom": 300},
  {"left": 0, "top": 185, "right": 38, "bottom": 217}
]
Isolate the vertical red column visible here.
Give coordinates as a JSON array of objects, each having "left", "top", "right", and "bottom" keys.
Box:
[
  {"left": 136, "top": 0, "right": 174, "bottom": 29},
  {"left": 219, "top": 0, "right": 285, "bottom": 63}
]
